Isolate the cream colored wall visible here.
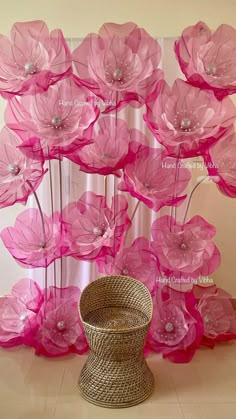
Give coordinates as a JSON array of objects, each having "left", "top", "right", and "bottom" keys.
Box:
[{"left": 0, "top": 0, "right": 236, "bottom": 295}]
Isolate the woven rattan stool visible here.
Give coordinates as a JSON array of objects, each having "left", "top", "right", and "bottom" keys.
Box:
[{"left": 78, "top": 275, "right": 154, "bottom": 408}]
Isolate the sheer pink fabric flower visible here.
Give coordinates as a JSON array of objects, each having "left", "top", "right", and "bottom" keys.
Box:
[
  {"left": 35, "top": 286, "right": 88, "bottom": 357},
  {"left": 72, "top": 22, "right": 163, "bottom": 112},
  {"left": 148, "top": 286, "right": 204, "bottom": 362},
  {"left": 118, "top": 143, "right": 191, "bottom": 211},
  {"left": 0, "top": 20, "right": 72, "bottom": 97},
  {"left": 194, "top": 284, "right": 236, "bottom": 347},
  {"left": 175, "top": 22, "right": 236, "bottom": 99},
  {"left": 5, "top": 78, "right": 99, "bottom": 156},
  {"left": 96, "top": 237, "right": 159, "bottom": 293},
  {"left": 144, "top": 78, "right": 236, "bottom": 158},
  {"left": 62, "top": 192, "right": 131, "bottom": 261},
  {"left": 1, "top": 209, "right": 65, "bottom": 268},
  {"left": 151, "top": 215, "right": 221, "bottom": 280},
  {"left": 67, "top": 116, "right": 134, "bottom": 176},
  {"left": 0, "top": 126, "right": 46, "bottom": 208},
  {"left": 0, "top": 278, "right": 43, "bottom": 348},
  {"left": 204, "top": 131, "right": 236, "bottom": 197}
]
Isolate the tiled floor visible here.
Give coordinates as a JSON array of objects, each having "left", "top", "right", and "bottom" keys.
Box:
[{"left": 0, "top": 343, "right": 236, "bottom": 418}]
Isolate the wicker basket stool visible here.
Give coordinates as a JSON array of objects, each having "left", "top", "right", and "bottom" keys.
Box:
[{"left": 78, "top": 275, "right": 154, "bottom": 408}]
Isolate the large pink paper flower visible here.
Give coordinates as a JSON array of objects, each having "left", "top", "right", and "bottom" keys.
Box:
[
  {"left": 151, "top": 215, "right": 221, "bottom": 280},
  {"left": 1, "top": 209, "right": 65, "bottom": 268},
  {"left": 118, "top": 143, "right": 191, "bottom": 211},
  {"left": 194, "top": 284, "right": 236, "bottom": 347},
  {"left": 67, "top": 116, "right": 134, "bottom": 176},
  {"left": 0, "top": 126, "right": 46, "bottom": 208},
  {"left": 148, "top": 286, "right": 204, "bottom": 363},
  {"left": 144, "top": 78, "right": 236, "bottom": 158},
  {"left": 0, "top": 20, "right": 72, "bottom": 97},
  {"left": 62, "top": 191, "right": 131, "bottom": 261},
  {"left": 72, "top": 22, "right": 163, "bottom": 112},
  {"left": 175, "top": 22, "right": 236, "bottom": 99},
  {"left": 36, "top": 286, "right": 88, "bottom": 357},
  {"left": 5, "top": 78, "right": 99, "bottom": 155},
  {"left": 96, "top": 237, "right": 159, "bottom": 293},
  {"left": 204, "top": 131, "right": 236, "bottom": 197},
  {"left": 0, "top": 278, "right": 43, "bottom": 348}
]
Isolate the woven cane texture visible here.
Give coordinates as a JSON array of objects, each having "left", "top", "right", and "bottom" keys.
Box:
[{"left": 78, "top": 275, "right": 154, "bottom": 408}]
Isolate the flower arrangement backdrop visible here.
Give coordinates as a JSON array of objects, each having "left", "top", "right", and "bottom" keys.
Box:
[{"left": 0, "top": 20, "right": 236, "bottom": 362}]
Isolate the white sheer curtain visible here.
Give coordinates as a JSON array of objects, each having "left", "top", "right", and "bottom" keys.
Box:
[{"left": 31, "top": 37, "right": 194, "bottom": 291}]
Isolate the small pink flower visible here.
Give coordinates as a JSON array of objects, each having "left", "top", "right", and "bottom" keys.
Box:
[
  {"left": 72, "top": 22, "right": 163, "bottom": 112},
  {"left": 204, "top": 131, "right": 236, "bottom": 197},
  {"left": 36, "top": 286, "right": 88, "bottom": 356},
  {"left": 0, "top": 20, "right": 72, "bottom": 97},
  {"left": 62, "top": 191, "right": 131, "bottom": 261},
  {"left": 96, "top": 237, "right": 159, "bottom": 293},
  {"left": 118, "top": 143, "right": 191, "bottom": 211},
  {"left": 0, "top": 278, "right": 43, "bottom": 347},
  {"left": 148, "top": 285, "right": 204, "bottom": 362},
  {"left": 68, "top": 116, "right": 133, "bottom": 176},
  {"left": 175, "top": 22, "right": 236, "bottom": 99},
  {"left": 5, "top": 78, "right": 99, "bottom": 155},
  {"left": 145, "top": 78, "right": 236, "bottom": 158},
  {"left": 194, "top": 284, "right": 236, "bottom": 347},
  {"left": 1, "top": 209, "right": 65, "bottom": 268},
  {"left": 0, "top": 127, "right": 46, "bottom": 208},
  {"left": 151, "top": 215, "right": 221, "bottom": 279}
]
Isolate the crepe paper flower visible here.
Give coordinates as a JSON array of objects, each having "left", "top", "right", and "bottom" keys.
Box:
[
  {"left": 67, "top": 116, "right": 136, "bottom": 176},
  {"left": 118, "top": 143, "right": 191, "bottom": 211},
  {"left": 62, "top": 191, "right": 131, "bottom": 261},
  {"left": 5, "top": 78, "right": 99, "bottom": 153},
  {"left": 175, "top": 22, "right": 236, "bottom": 100},
  {"left": 72, "top": 22, "right": 163, "bottom": 113},
  {"left": 0, "top": 209, "right": 65, "bottom": 268},
  {"left": 0, "top": 20, "right": 72, "bottom": 97},
  {"left": 0, "top": 127, "right": 47, "bottom": 209},
  {"left": 35, "top": 286, "right": 88, "bottom": 357},
  {"left": 151, "top": 215, "right": 221, "bottom": 280},
  {"left": 148, "top": 285, "right": 204, "bottom": 363},
  {"left": 193, "top": 284, "right": 236, "bottom": 348},
  {"left": 96, "top": 237, "right": 159, "bottom": 293},
  {"left": 0, "top": 278, "right": 43, "bottom": 348},
  {"left": 144, "top": 78, "right": 236, "bottom": 158},
  {"left": 204, "top": 131, "right": 236, "bottom": 198}
]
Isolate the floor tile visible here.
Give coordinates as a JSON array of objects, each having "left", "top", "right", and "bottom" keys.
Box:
[
  {"left": 54, "top": 402, "right": 184, "bottom": 419},
  {"left": 181, "top": 403, "right": 236, "bottom": 419},
  {"left": 0, "top": 403, "right": 54, "bottom": 419}
]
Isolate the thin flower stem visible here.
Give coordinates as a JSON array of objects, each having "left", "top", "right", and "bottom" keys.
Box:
[
  {"left": 170, "top": 150, "right": 181, "bottom": 231},
  {"left": 130, "top": 200, "right": 140, "bottom": 222},
  {"left": 48, "top": 158, "right": 57, "bottom": 290},
  {"left": 183, "top": 175, "right": 209, "bottom": 225},
  {"left": 104, "top": 175, "right": 108, "bottom": 204},
  {"left": 58, "top": 159, "right": 63, "bottom": 291}
]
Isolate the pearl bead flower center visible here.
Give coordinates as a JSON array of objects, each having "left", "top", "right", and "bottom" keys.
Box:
[
  {"left": 57, "top": 321, "right": 65, "bottom": 331},
  {"left": 93, "top": 226, "right": 103, "bottom": 236},
  {"left": 8, "top": 163, "right": 20, "bottom": 175},
  {"left": 24, "top": 62, "right": 37, "bottom": 75},
  {"left": 165, "top": 322, "right": 174, "bottom": 332},
  {"left": 51, "top": 116, "right": 62, "bottom": 129},
  {"left": 113, "top": 68, "right": 123, "bottom": 81},
  {"left": 180, "top": 243, "right": 187, "bottom": 250}
]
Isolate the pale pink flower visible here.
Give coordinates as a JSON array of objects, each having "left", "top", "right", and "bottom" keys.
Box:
[
  {"left": 118, "top": 143, "right": 191, "bottom": 211},
  {"left": 0, "top": 278, "right": 43, "bottom": 347},
  {"left": 73, "top": 22, "right": 163, "bottom": 112},
  {"left": 5, "top": 78, "right": 99, "bottom": 153},
  {"left": 62, "top": 192, "right": 131, "bottom": 261},
  {"left": 0, "top": 20, "right": 72, "bottom": 97},
  {"left": 204, "top": 131, "right": 236, "bottom": 197},
  {"left": 96, "top": 237, "right": 159, "bottom": 293},
  {"left": 0, "top": 126, "right": 46, "bottom": 208},
  {"left": 0, "top": 209, "right": 65, "bottom": 268},
  {"left": 151, "top": 215, "right": 221, "bottom": 279},
  {"left": 175, "top": 22, "right": 236, "bottom": 99},
  {"left": 145, "top": 78, "right": 236, "bottom": 158},
  {"left": 194, "top": 284, "right": 236, "bottom": 346},
  {"left": 148, "top": 285, "right": 204, "bottom": 362},
  {"left": 68, "top": 116, "right": 133, "bottom": 176},
  {"left": 36, "top": 286, "right": 88, "bottom": 356}
]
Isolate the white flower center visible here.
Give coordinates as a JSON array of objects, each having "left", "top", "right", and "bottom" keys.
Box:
[
  {"left": 24, "top": 62, "right": 36, "bottom": 75},
  {"left": 205, "top": 64, "right": 217, "bottom": 76},
  {"left": 57, "top": 321, "right": 65, "bottom": 331},
  {"left": 93, "top": 226, "right": 103, "bottom": 236},
  {"left": 51, "top": 116, "right": 62, "bottom": 129},
  {"left": 165, "top": 322, "right": 174, "bottom": 332},
  {"left": 122, "top": 268, "right": 129, "bottom": 275},
  {"left": 113, "top": 68, "right": 123, "bottom": 81},
  {"left": 180, "top": 118, "right": 191, "bottom": 129},
  {"left": 20, "top": 314, "right": 26, "bottom": 322},
  {"left": 180, "top": 243, "right": 187, "bottom": 250},
  {"left": 8, "top": 163, "right": 20, "bottom": 175}
]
